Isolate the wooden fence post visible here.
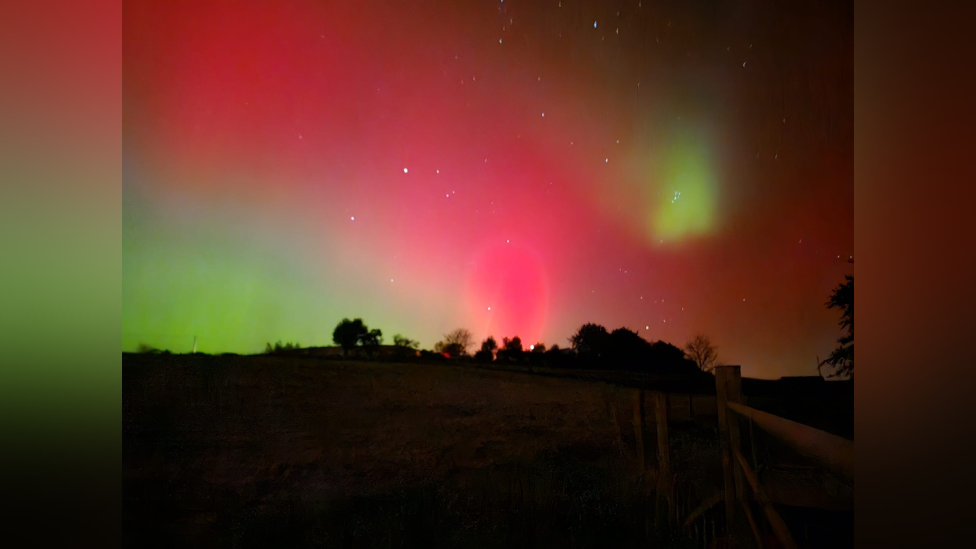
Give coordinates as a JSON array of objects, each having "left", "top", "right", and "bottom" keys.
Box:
[
  {"left": 715, "top": 365, "right": 743, "bottom": 535},
  {"left": 655, "top": 391, "right": 672, "bottom": 526},
  {"left": 633, "top": 389, "right": 645, "bottom": 472},
  {"left": 655, "top": 392, "right": 671, "bottom": 487}
]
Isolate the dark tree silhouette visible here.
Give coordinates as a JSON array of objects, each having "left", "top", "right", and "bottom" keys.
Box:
[
  {"left": 543, "top": 343, "right": 574, "bottom": 368},
  {"left": 435, "top": 328, "right": 473, "bottom": 358},
  {"left": 820, "top": 276, "right": 853, "bottom": 378},
  {"left": 531, "top": 342, "right": 546, "bottom": 353},
  {"left": 393, "top": 334, "right": 419, "bottom": 349},
  {"left": 392, "top": 334, "right": 419, "bottom": 358},
  {"left": 333, "top": 318, "right": 367, "bottom": 353},
  {"left": 606, "top": 327, "right": 651, "bottom": 368},
  {"left": 647, "top": 341, "right": 700, "bottom": 375},
  {"left": 503, "top": 336, "right": 523, "bottom": 353},
  {"left": 474, "top": 336, "right": 497, "bottom": 362},
  {"left": 684, "top": 334, "right": 718, "bottom": 372},
  {"left": 267, "top": 340, "right": 301, "bottom": 354},
  {"left": 332, "top": 318, "right": 380, "bottom": 356},
  {"left": 497, "top": 335, "right": 524, "bottom": 363},
  {"left": 360, "top": 328, "right": 383, "bottom": 356},
  {"left": 570, "top": 323, "right": 610, "bottom": 360}
]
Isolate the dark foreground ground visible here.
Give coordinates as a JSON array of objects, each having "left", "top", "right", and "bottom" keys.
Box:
[{"left": 123, "top": 354, "right": 851, "bottom": 548}]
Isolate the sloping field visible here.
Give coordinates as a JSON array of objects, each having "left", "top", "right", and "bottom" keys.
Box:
[{"left": 124, "top": 354, "right": 718, "bottom": 547}]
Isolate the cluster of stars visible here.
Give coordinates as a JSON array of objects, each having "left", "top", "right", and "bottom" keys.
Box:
[{"left": 347, "top": 2, "right": 828, "bottom": 340}]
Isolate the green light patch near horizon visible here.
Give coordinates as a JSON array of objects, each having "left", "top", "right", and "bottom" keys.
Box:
[{"left": 122, "top": 228, "right": 341, "bottom": 355}]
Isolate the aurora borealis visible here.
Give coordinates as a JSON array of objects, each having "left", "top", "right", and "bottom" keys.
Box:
[{"left": 123, "top": 0, "right": 853, "bottom": 378}]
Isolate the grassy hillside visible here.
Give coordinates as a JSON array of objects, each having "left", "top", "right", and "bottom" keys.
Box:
[{"left": 124, "top": 354, "right": 722, "bottom": 547}]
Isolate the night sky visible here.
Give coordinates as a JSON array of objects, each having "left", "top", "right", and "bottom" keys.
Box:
[{"left": 123, "top": 0, "right": 853, "bottom": 378}]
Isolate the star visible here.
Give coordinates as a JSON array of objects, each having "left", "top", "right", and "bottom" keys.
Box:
[
  {"left": 436, "top": 169, "right": 440, "bottom": 174},
  {"left": 403, "top": 168, "right": 408, "bottom": 173},
  {"left": 541, "top": 112, "right": 545, "bottom": 117},
  {"left": 742, "top": 61, "right": 747, "bottom": 68},
  {"left": 350, "top": 216, "right": 355, "bottom": 221},
  {"left": 499, "top": 38, "right": 503, "bottom": 44},
  {"left": 593, "top": 21, "right": 598, "bottom": 29},
  {"left": 605, "top": 158, "right": 609, "bottom": 163},
  {"left": 487, "top": 306, "right": 491, "bottom": 311}
]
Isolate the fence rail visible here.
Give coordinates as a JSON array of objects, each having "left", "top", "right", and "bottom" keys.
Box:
[
  {"left": 726, "top": 401, "right": 854, "bottom": 486},
  {"left": 712, "top": 365, "right": 854, "bottom": 548}
]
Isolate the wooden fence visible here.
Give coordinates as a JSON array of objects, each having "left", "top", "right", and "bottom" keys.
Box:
[{"left": 712, "top": 365, "right": 854, "bottom": 548}]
